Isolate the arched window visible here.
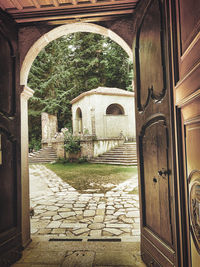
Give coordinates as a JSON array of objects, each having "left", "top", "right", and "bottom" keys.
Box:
[
  {"left": 75, "top": 107, "right": 83, "bottom": 133},
  {"left": 106, "top": 103, "right": 125, "bottom": 115},
  {"left": 76, "top": 107, "right": 82, "bottom": 119}
]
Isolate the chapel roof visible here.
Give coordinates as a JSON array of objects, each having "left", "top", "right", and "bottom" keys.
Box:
[{"left": 70, "top": 87, "right": 135, "bottom": 104}]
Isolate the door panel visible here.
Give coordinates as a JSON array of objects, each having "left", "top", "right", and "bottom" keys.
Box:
[
  {"left": 0, "top": 129, "right": 17, "bottom": 233},
  {"left": 135, "top": 0, "right": 166, "bottom": 112},
  {"left": 0, "top": 32, "right": 15, "bottom": 116},
  {"left": 0, "top": 10, "right": 22, "bottom": 266},
  {"left": 140, "top": 118, "right": 172, "bottom": 245},
  {"left": 133, "top": 0, "right": 177, "bottom": 266}
]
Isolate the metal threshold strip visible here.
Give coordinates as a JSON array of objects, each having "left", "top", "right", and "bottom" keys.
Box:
[{"left": 49, "top": 238, "right": 121, "bottom": 242}]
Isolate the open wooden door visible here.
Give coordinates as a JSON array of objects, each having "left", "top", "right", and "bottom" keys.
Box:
[
  {"left": 133, "top": 0, "right": 178, "bottom": 266},
  {"left": 174, "top": 0, "right": 200, "bottom": 266},
  {"left": 0, "top": 10, "right": 22, "bottom": 266}
]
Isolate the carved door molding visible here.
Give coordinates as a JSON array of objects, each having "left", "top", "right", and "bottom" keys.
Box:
[
  {"left": 188, "top": 170, "right": 200, "bottom": 254},
  {"left": 135, "top": 0, "right": 167, "bottom": 112}
]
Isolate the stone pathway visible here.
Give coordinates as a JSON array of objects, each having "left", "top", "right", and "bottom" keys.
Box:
[{"left": 30, "top": 165, "right": 140, "bottom": 242}]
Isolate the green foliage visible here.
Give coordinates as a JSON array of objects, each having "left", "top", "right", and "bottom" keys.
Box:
[
  {"left": 29, "top": 137, "right": 41, "bottom": 151},
  {"left": 55, "top": 158, "right": 70, "bottom": 164},
  {"left": 78, "top": 157, "right": 88, "bottom": 164},
  {"left": 64, "top": 130, "right": 81, "bottom": 154},
  {"left": 28, "top": 109, "right": 41, "bottom": 151},
  {"left": 28, "top": 32, "right": 133, "bottom": 148}
]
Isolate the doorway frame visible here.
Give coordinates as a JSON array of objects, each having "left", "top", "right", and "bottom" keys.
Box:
[{"left": 20, "top": 22, "right": 134, "bottom": 247}]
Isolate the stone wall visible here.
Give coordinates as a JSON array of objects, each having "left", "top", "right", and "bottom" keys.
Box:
[
  {"left": 81, "top": 136, "right": 124, "bottom": 159},
  {"left": 43, "top": 135, "right": 124, "bottom": 159}
]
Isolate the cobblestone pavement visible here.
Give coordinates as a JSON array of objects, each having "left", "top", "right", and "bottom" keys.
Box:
[{"left": 30, "top": 164, "right": 140, "bottom": 242}]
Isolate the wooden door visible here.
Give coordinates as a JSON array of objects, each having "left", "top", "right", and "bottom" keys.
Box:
[
  {"left": 174, "top": 0, "right": 200, "bottom": 266},
  {"left": 133, "top": 0, "right": 178, "bottom": 266},
  {"left": 0, "top": 10, "right": 22, "bottom": 266}
]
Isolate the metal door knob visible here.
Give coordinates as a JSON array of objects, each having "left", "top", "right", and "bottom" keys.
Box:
[{"left": 158, "top": 169, "right": 170, "bottom": 178}]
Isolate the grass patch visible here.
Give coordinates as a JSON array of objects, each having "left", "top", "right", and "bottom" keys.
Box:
[{"left": 45, "top": 162, "right": 137, "bottom": 194}]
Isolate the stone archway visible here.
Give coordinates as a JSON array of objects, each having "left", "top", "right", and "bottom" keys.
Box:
[
  {"left": 20, "top": 22, "right": 133, "bottom": 86},
  {"left": 20, "top": 22, "right": 134, "bottom": 247}
]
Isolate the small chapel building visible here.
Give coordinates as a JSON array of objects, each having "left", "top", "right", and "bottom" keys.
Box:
[{"left": 71, "top": 87, "right": 136, "bottom": 140}]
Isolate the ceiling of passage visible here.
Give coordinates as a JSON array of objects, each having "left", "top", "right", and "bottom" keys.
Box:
[{"left": 0, "top": 0, "right": 140, "bottom": 25}]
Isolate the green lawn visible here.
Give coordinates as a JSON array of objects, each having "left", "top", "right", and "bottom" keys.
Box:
[{"left": 46, "top": 162, "right": 137, "bottom": 193}]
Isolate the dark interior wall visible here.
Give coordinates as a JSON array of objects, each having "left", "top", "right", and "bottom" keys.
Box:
[
  {"left": 18, "top": 25, "right": 54, "bottom": 71},
  {"left": 99, "top": 16, "right": 135, "bottom": 48},
  {"left": 0, "top": 9, "right": 22, "bottom": 266}
]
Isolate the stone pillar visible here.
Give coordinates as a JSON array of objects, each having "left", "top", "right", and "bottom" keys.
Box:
[
  {"left": 41, "top": 112, "right": 58, "bottom": 146},
  {"left": 20, "top": 86, "right": 34, "bottom": 248}
]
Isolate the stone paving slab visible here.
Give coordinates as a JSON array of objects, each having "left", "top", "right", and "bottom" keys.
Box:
[{"left": 30, "top": 164, "right": 140, "bottom": 240}]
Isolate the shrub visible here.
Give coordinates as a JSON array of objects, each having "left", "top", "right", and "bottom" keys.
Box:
[
  {"left": 64, "top": 129, "right": 81, "bottom": 154},
  {"left": 29, "top": 137, "right": 41, "bottom": 152},
  {"left": 78, "top": 157, "right": 88, "bottom": 164}
]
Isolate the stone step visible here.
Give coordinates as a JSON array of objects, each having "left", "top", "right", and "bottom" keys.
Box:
[
  {"left": 91, "top": 157, "right": 137, "bottom": 161},
  {"left": 100, "top": 152, "right": 136, "bottom": 156},
  {"left": 98, "top": 157, "right": 137, "bottom": 161},
  {"left": 89, "top": 142, "right": 137, "bottom": 166},
  {"left": 29, "top": 146, "right": 57, "bottom": 163},
  {"left": 107, "top": 150, "right": 137, "bottom": 153},
  {"left": 90, "top": 160, "right": 137, "bottom": 166},
  {"left": 90, "top": 160, "right": 137, "bottom": 165}
]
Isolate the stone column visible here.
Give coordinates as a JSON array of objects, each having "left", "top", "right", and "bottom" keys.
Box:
[
  {"left": 91, "top": 107, "right": 96, "bottom": 136},
  {"left": 20, "top": 86, "right": 34, "bottom": 248}
]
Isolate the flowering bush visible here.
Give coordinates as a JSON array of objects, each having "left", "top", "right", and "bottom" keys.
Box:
[{"left": 64, "top": 130, "right": 81, "bottom": 154}]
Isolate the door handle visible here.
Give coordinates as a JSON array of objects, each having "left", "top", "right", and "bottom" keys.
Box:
[{"left": 158, "top": 169, "right": 170, "bottom": 178}]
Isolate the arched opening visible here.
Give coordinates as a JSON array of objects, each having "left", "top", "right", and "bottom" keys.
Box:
[
  {"left": 20, "top": 23, "right": 133, "bottom": 86},
  {"left": 106, "top": 103, "right": 125, "bottom": 115},
  {"left": 75, "top": 107, "right": 83, "bottom": 134},
  {"left": 20, "top": 22, "right": 137, "bottom": 247}
]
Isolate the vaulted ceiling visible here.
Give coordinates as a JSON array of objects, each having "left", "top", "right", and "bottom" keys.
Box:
[{"left": 0, "top": 0, "right": 139, "bottom": 25}]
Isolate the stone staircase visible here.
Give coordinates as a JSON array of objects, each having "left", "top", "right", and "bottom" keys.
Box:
[
  {"left": 29, "top": 146, "right": 57, "bottom": 164},
  {"left": 89, "top": 142, "right": 137, "bottom": 166}
]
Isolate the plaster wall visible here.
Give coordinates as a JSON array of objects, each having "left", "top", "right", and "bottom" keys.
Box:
[
  {"left": 94, "top": 94, "right": 135, "bottom": 139},
  {"left": 72, "top": 95, "right": 93, "bottom": 135},
  {"left": 72, "top": 93, "right": 136, "bottom": 139}
]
